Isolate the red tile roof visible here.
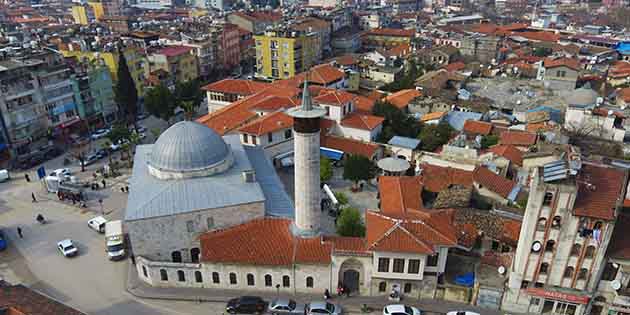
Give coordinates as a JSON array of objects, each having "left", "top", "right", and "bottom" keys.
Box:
[
  {"left": 157, "top": 45, "right": 193, "bottom": 57},
  {"left": 354, "top": 95, "right": 376, "bottom": 114},
  {"left": 573, "top": 163, "right": 627, "bottom": 220},
  {"left": 608, "top": 213, "right": 630, "bottom": 260},
  {"left": 200, "top": 218, "right": 332, "bottom": 266},
  {"left": 340, "top": 113, "right": 384, "bottom": 131},
  {"left": 378, "top": 176, "right": 423, "bottom": 217},
  {"left": 314, "top": 89, "right": 355, "bottom": 106},
  {"left": 499, "top": 131, "right": 537, "bottom": 146},
  {"left": 202, "top": 79, "right": 270, "bottom": 95},
  {"left": 443, "top": 61, "right": 466, "bottom": 72},
  {"left": 277, "top": 64, "right": 345, "bottom": 87},
  {"left": 473, "top": 166, "right": 517, "bottom": 199},
  {"left": 516, "top": 31, "right": 561, "bottom": 43},
  {"left": 487, "top": 144, "right": 524, "bottom": 166},
  {"left": 420, "top": 164, "right": 473, "bottom": 192},
  {"left": 238, "top": 111, "right": 293, "bottom": 136},
  {"left": 323, "top": 236, "right": 370, "bottom": 255},
  {"left": 0, "top": 284, "right": 85, "bottom": 315},
  {"left": 366, "top": 28, "right": 415, "bottom": 37},
  {"left": 420, "top": 111, "right": 447, "bottom": 122},
  {"left": 619, "top": 88, "right": 630, "bottom": 103},
  {"left": 385, "top": 43, "right": 411, "bottom": 57},
  {"left": 383, "top": 89, "right": 422, "bottom": 110},
  {"left": 543, "top": 57, "right": 581, "bottom": 71},
  {"left": 463, "top": 120, "right": 493, "bottom": 135},
  {"left": 320, "top": 135, "right": 379, "bottom": 158}
]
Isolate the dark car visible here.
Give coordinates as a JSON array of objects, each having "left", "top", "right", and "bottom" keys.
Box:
[{"left": 226, "top": 296, "right": 267, "bottom": 314}]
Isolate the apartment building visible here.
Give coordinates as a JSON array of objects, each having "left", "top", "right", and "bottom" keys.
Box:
[
  {"left": 69, "top": 58, "right": 118, "bottom": 126},
  {"left": 254, "top": 29, "right": 320, "bottom": 81},
  {"left": 71, "top": 2, "right": 104, "bottom": 25},
  {"left": 147, "top": 46, "right": 199, "bottom": 85}
]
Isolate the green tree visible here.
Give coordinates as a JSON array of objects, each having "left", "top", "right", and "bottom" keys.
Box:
[
  {"left": 181, "top": 100, "right": 196, "bottom": 121},
  {"left": 144, "top": 84, "right": 176, "bottom": 123},
  {"left": 174, "top": 80, "right": 203, "bottom": 108},
  {"left": 336, "top": 207, "right": 365, "bottom": 237},
  {"left": 480, "top": 134, "right": 499, "bottom": 149},
  {"left": 419, "top": 122, "right": 454, "bottom": 152},
  {"left": 114, "top": 49, "right": 138, "bottom": 129},
  {"left": 334, "top": 191, "right": 349, "bottom": 205},
  {"left": 320, "top": 156, "right": 333, "bottom": 182},
  {"left": 373, "top": 101, "right": 423, "bottom": 142},
  {"left": 343, "top": 154, "right": 376, "bottom": 189},
  {"left": 106, "top": 124, "right": 131, "bottom": 145}
]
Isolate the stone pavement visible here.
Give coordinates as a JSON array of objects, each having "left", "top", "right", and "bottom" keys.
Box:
[{"left": 126, "top": 264, "right": 511, "bottom": 315}]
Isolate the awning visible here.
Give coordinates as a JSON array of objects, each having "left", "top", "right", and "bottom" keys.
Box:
[
  {"left": 321, "top": 147, "right": 344, "bottom": 161},
  {"left": 0, "top": 143, "right": 7, "bottom": 151},
  {"left": 526, "top": 288, "right": 589, "bottom": 304}
]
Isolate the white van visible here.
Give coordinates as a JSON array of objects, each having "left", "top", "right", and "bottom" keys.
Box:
[
  {"left": 105, "top": 220, "right": 125, "bottom": 261},
  {"left": 87, "top": 216, "right": 108, "bottom": 233},
  {"left": 0, "top": 169, "right": 9, "bottom": 182}
]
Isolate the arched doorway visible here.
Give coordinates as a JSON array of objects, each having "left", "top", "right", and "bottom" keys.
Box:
[
  {"left": 339, "top": 258, "right": 364, "bottom": 294},
  {"left": 190, "top": 248, "right": 200, "bottom": 263},
  {"left": 172, "top": 251, "right": 182, "bottom": 263}
]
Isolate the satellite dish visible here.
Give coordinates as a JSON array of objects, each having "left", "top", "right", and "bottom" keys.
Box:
[
  {"left": 498, "top": 266, "right": 506, "bottom": 274},
  {"left": 613, "top": 263, "right": 619, "bottom": 268},
  {"left": 612, "top": 280, "right": 622, "bottom": 290},
  {"left": 532, "top": 241, "right": 542, "bottom": 252}
]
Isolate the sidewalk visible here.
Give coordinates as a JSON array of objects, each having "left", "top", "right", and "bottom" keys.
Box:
[{"left": 126, "top": 264, "right": 510, "bottom": 315}]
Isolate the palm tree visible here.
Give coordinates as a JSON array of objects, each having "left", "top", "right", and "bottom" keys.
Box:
[{"left": 181, "top": 100, "right": 196, "bottom": 121}]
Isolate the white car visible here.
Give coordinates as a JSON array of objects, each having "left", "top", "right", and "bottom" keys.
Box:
[
  {"left": 87, "top": 216, "right": 108, "bottom": 233},
  {"left": 383, "top": 304, "right": 422, "bottom": 315},
  {"left": 49, "top": 168, "right": 71, "bottom": 178},
  {"left": 91, "top": 128, "right": 110, "bottom": 140},
  {"left": 446, "top": 312, "right": 481, "bottom": 315},
  {"left": 57, "top": 239, "right": 78, "bottom": 257}
]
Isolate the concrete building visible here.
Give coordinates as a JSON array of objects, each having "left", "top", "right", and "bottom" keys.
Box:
[
  {"left": 502, "top": 156, "right": 627, "bottom": 315},
  {"left": 147, "top": 46, "right": 199, "bottom": 86},
  {"left": 254, "top": 29, "right": 320, "bottom": 81},
  {"left": 362, "top": 28, "right": 415, "bottom": 51},
  {"left": 537, "top": 57, "right": 580, "bottom": 91},
  {"left": 69, "top": 57, "right": 118, "bottom": 125},
  {"left": 227, "top": 12, "right": 283, "bottom": 35},
  {"left": 564, "top": 105, "right": 626, "bottom": 142},
  {"left": 460, "top": 36, "right": 499, "bottom": 64}
]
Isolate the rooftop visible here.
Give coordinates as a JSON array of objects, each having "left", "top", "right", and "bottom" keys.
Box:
[
  {"left": 156, "top": 45, "right": 193, "bottom": 57},
  {"left": 573, "top": 162, "right": 626, "bottom": 221},
  {"left": 0, "top": 284, "right": 85, "bottom": 315}
]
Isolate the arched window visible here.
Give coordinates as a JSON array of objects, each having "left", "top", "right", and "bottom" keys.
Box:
[
  {"left": 564, "top": 266, "right": 574, "bottom": 278},
  {"left": 306, "top": 277, "right": 314, "bottom": 288},
  {"left": 539, "top": 263, "right": 549, "bottom": 274},
  {"left": 160, "top": 269, "right": 168, "bottom": 281},
  {"left": 378, "top": 282, "right": 387, "bottom": 292},
  {"left": 142, "top": 266, "right": 148, "bottom": 278},
  {"left": 543, "top": 192, "right": 553, "bottom": 206},
  {"left": 282, "top": 275, "right": 290, "bottom": 287},
  {"left": 585, "top": 245, "right": 596, "bottom": 258},
  {"left": 552, "top": 216, "right": 562, "bottom": 228},
  {"left": 212, "top": 272, "right": 220, "bottom": 284},
  {"left": 229, "top": 272, "right": 237, "bottom": 284},
  {"left": 545, "top": 240, "right": 555, "bottom": 252},
  {"left": 190, "top": 248, "right": 200, "bottom": 263},
  {"left": 171, "top": 251, "right": 182, "bottom": 263},
  {"left": 247, "top": 273, "right": 255, "bottom": 286},
  {"left": 570, "top": 244, "right": 581, "bottom": 256},
  {"left": 404, "top": 283, "right": 412, "bottom": 293},
  {"left": 264, "top": 274, "right": 272, "bottom": 287},
  {"left": 537, "top": 218, "right": 547, "bottom": 231},
  {"left": 195, "top": 271, "right": 203, "bottom": 283},
  {"left": 177, "top": 270, "right": 185, "bottom": 282},
  {"left": 578, "top": 268, "right": 588, "bottom": 280}
]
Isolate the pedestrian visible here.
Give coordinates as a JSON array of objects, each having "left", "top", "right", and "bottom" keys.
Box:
[
  {"left": 24, "top": 173, "right": 30, "bottom": 182},
  {"left": 120, "top": 187, "right": 125, "bottom": 193},
  {"left": 16, "top": 227, "right": 22, "bottom": 238},
  {"left": 324, "top": 289, "right": 331, "bottom": 300},
  {"left": 130, "top": 254, "right": 136, "bottom": 265},
  {"left": 31, "top": 192, "right": 36, "bottom": 203},
  {"left": 101, "top": 179, "right": 106, "bottom": 188},
  {"left": 125, "top": 186, "right": 129, "bottom": 193},
  {"left": 345, "top": 285, "right": 350, "bottom": 297}
]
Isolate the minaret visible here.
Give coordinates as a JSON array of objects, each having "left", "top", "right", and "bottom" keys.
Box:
[{"left": 287, "top": 80, "right": 327, "bottom": 237}]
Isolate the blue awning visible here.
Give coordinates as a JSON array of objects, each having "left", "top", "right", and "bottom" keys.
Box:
[
  {"left": 52, "top": 102, "right": 76, "bottom": 115},
  {"left": 0, "top": 143, "right": 6, "bottom": 151},
  {"left": 321, "top": 147, "right": 344, "bottom": 161}
]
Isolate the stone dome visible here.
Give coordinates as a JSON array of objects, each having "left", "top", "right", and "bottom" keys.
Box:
[{"left": 148, "top": 121, "right": 234, "bottom": 179}]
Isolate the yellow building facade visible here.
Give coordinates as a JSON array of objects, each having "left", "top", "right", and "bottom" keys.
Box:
[
  {"left": 147, "top": 46, "right": 199, "bottom": 84},
  {"left": 71, "top": 6, "right": 89, "bottom": 25},
  {"left": 254, "top": 30, "right": 320, "bottom": 80},
  {"left": 71, "top": 2, "right": 104, "bottom": 25}
]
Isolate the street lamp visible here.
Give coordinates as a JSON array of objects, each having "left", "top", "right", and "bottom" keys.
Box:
[
  {"left": 276, "top": 284, "right": 280, "bottom": 299},
  {"left": 98, "top": 198, "right": 103, "bottom": 215}
]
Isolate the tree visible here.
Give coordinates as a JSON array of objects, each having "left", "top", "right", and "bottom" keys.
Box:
[
  {"left": 144, "top": 84, "right": 176, "bottom": 123},
  {"left": 101, "top": 140, "right": 113, "bottom": 165},
  {"left": 114, "top": 49, "right": 138, "bottom": 129},
  {"left": 334, "top": 192, "right": 349, "bottom": 205},
  {"left": 174, "top": 80, "right": 203, "bottom": 110},
  {"left": 336, "top": 207, "right": 365, "bottom": 237},
  {"left": 320, "top": 156, "right": 333, "bottom": 182},
  {"left": 343, "top": 154, "right": 376, "bottom": 189},
  {"left": 373, "top": 101, "right": 423, "bottom": 142},
  {"left": 480, "top": 134, "right": 499, "bottom": 149},
  {"left": 181, "top": 100, "right": 196, "bottom": 121},
  {"left": 419, "top": 122, "right": 454, "bottom": 152},
  {"left": 106, "top": 124, "right": 131, "bottom": 145}
]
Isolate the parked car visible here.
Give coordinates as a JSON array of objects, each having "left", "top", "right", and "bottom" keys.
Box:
[
  {"left": 110, "top": 139, "right": 129, "bottom": 151},
  {"left": 57, "top": 239, "right": 78, "bottom": 257},
  {"left": 49, "top": 168, "right": 71, "bottom": 178},
  {"left": 79, "top": 153, "right": 100, "bottom": 167},
  {"left": 226, "top": 296, "right": 267, "bottom": 314},
  {"left": 268, "top": 299, "right": 305, "bottom": 315},
  {"left": 383, "top": 304, "right": 422, "bottom": 315},
  {"left": 0, "top": 230, "right": 7, "bottom": 251},
  {"left": 91, "top": 128, "right": 111, "bottom": 140},
  {"left": 306, "top": 301, "right": 342, "bottom": 315},
  {"left": 446, "top": 312, "right": 480, "bottom": 315},
  {"left": 136, "top": 125, "right": 147, "bottom": 133},
  {"left": 87, "top": 216, "right": 108, "bottom": 233},
  {"left": 0, "top": 170, "right": 9, "bottom": 183}
]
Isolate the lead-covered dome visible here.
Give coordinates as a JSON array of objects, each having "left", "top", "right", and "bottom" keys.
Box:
[{"left": 148, "top": 121, "right": 234, "bottom": 180}]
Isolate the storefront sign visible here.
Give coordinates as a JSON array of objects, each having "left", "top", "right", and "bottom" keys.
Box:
[
  {"left": 613, "top": 295, "right": 630, "bottom": 307},
  {"left": 526, "top": 288, "right": 590, "bottom": 304}
]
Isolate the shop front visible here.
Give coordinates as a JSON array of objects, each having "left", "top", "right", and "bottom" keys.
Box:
[
  {"left": 608, "top": 294, "right": 630, "bottom": 315},
  {"left": 526, "top": 288, "right": 590, "bottom": 315}
]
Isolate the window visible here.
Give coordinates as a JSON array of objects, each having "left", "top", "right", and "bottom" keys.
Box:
[
  {"left": 602, "top": 262, "right": 618, "bottom": 281},
  {"left": 247, "top": 273, "right": 255, "bottom": 286},
  {"left": 543, "top": 192, "right": 553, "bottom": 206},
  {"left": 243, "top": 134, "right": 248, "bottom": 143},
  {"left": 265, "top": 274, "right": 272, "bottom": 287},
  {"left": 408, "top": 259, "right": 420, "bottom": 274},
  {"left": 585, "top": 245, "right": 596, "bottom": 258},
  {"left": 403, "top": 283, "right": 412, "bottom": 293},
  {"left": 284, "top": 129, "right": 292, "bottom": 139},
  {"left": 521, "top": 280, "right": 529, "bottom": 289},
  {"left": 186, "top": 220, "right": 194, "bottom": 233},
  {"left": 578, "top": 268, "right": 588, "bottom": 280},
  {"left": 252, "top": 136, "right": 257, "bottom": 145},
  {"left": 282, "top": 275, "right": 290, "bottom": 287},
  {"left": 378, "top": 281, "right": 387, "bottom": 292},
  {"left": 378, "top": 258, "right": 390, "bottom": 272},
  {"left": 177, "top": 270, "right": 185, "bottom": 282},
  {"left": 427, "top": 253, "right": 439, "bottom": 267},
  {"left": 190, "top": 248, "right": 200, "bottom": 263},
  {"left": 160, "top": 269, "right": 168, "bottom": 281},
  {"left": 229, "top": 272, "right": 237, "bottom": 284},
  {"left": 545, "top": 240, "right": 555, "bottom": 252},
  {"left": 325, "top": 106, "right": 330, "bottom": 116},
  {"left": 556, "top": 70, "right": 566, "bottom": 77},
  {"left": 212, "top": 272, "right": 220, "bottom": 284},
  {"left": 207, "top": 217, "right": 214, "bottom": 230},
  {"left": 539, "top": 263, "right": 549, "bottom": 274},
  {"left": 537, "top": 218, "right": 547, "bottom": 231},
  {"left": 393, "top": 259, "right": 405, "bottom": 273},
  {"left": 564, "top": 266, "right": 574, "bottom": 278},
  {"left": 556, "top": 302, "right": 577, "bottom": 315},
  {"left": 171, "top": 251, "right": 182, "bottom": 263},
  {"left": 142, "top": 266, "right": 148, "bottom": 278},
  {"left": 306, "top": 276, "right": 314, "bottom": 288},
  {"left": 491, "top": 240, "right": 500, "bottom": 251},
  {"left": 534, "top": 282, "right": 544, "bottom": 288},
  {"left": 267, "top": 132, "right": 273, "bottom": 143},
  {"left": 195, "top": 271, "right": 203, "bottom": 283},
  {"left": 552, "top": 216, "right": 562, "bottom": 228},
  {"left": 570, "top": 244, "right": 581, "bottom": 256}
]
